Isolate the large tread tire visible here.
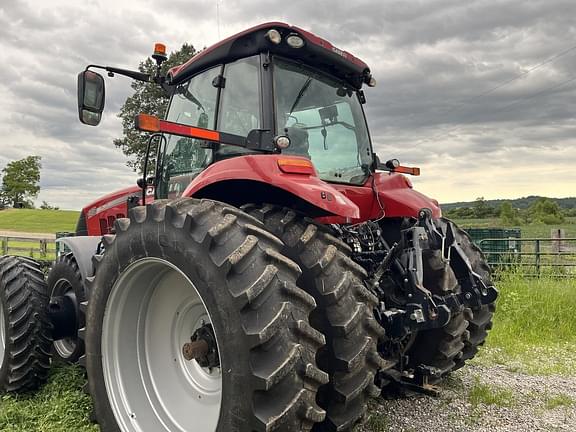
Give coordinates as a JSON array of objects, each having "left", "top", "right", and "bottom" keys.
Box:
[
  {"left": 0, "top": 256, "right": 52, "bottom": 393},
  {"left": 243, "top": 204, "right": 386, "bottom": 432},
  {"left": 46, "top": 253, "right": 86, "bottom": 363},
  {"left": 83, "top": 198, "right": 329, "bottom": 432},
  {"left": 450, "top": 221, "right": 496, "bottom": 369}
]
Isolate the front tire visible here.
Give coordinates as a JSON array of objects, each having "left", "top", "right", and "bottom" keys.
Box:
[
  {"left": 84, "top": 199, "right": 328, "bottom": 432},
  {"left": 47, "top": 253, "right": 86, "bottom": 363},
  {"left": 0, "top": 256, "right": 52, "bottom": 393}
]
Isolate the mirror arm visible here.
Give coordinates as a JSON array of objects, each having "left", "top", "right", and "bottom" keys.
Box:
[{"left": 86, "top": 65, "right": 150, "bottom": 82}]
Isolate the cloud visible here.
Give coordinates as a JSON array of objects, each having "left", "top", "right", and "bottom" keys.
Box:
[{"left": 0, "top": 0, "right": 574, "bottom": 210}]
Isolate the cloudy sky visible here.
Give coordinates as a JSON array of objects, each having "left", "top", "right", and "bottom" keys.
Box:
[{"left": 1, "top": 0, "right": 575, "bottom": 210}]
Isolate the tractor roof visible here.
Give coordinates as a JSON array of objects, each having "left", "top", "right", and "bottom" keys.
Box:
[{"left": 168, "top": 22, "right": 372, "bottom": 89}]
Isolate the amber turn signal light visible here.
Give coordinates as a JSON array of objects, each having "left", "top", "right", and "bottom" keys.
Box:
[
  {"left": 277, "top": 158, "right": 315, "bottom": 175},
  {"left": 394, "top": 166, "right": 420, "bottom": 176}
]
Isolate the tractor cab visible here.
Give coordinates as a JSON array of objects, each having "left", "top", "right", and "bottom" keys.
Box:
[{"left": 78, "top": 23, "right": 378, "bottom": 200}]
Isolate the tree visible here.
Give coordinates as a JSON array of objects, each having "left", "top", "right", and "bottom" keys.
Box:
[
  {"left": 499, "top": 201, "right": 520, "bottom": 225},
  {"left": 529, "top": 197, "right": 564, "bottom": 225},
  {"left": 472, "top": 197, "right": 494, "bottom": 218},
  {"left": 114, "top": 43, "right": 197, "bottom": 172},
  {"left": 1, "top": 156, "right": 41, "bottom": 208}
]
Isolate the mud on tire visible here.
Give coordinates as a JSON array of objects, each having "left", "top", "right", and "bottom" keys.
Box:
[
  {"left": 0, "top": 256, "right": 52, "bottom": 393},
  {"left": 244, "top": 204, "right": 386, "bottom": 432},
  {"left": 83, "top": 198, "right": 328, "bottom": 432}
]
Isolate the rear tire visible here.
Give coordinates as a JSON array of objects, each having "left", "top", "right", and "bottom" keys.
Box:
[
  {"left": 451, "top": 222, "right": 496, "bottom": 369},
  {"left": 84, "top": 198, "right": 328, "bottom": 432},
  {"left": 0, "top": 256, "right": 52, "bottom": 393},
  {"left": 47, "top": 253, "right": 85, "bottom": 363},
  {"left": 243, "top": 204, "right": 386, "bottom": 432}
]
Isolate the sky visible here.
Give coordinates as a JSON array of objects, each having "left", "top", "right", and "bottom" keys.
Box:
[{"left": 0, "top": 0, "right": 575, "bottom": 210}]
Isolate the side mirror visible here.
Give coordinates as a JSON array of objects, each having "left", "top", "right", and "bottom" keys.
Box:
[{"left": 77, "top": 70, "right": 105, "bottom": 126}]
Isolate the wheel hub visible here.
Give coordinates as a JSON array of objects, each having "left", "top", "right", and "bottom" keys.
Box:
[
  {"left": 183, "top": 323, "right": 220, "bottom": 369},
  {"left": 49, "top": 278, "right": 79, "bottom": 359},
  {"left": 102, "top": 258, "right": 222, "bottom": 432}
]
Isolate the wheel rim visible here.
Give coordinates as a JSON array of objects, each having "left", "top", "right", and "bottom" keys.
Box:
[
  {"left": 52, "top": 278, "right": 78, "bottom": 358},
  {"left": 102, "top": 258, "right": 222, "bottom": 432},
  {"left": 0, "top": 302, "right": 5, "bottom": 369}
]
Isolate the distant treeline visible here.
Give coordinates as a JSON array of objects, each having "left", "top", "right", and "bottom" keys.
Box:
[
  {"left": 441, "top": 196, "right": 575, "bottom": 224},
  {"left": 442, "top": 196, "right": 576, "bottom": 211}
]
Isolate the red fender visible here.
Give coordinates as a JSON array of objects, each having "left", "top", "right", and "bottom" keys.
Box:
[
  {"left": 183, "top": 154, "right": 360, "bottom": 219},
  {"left": 320, "top": 172, "right": 441, "bottom": 224}
]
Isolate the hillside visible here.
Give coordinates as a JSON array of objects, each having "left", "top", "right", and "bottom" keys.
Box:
[
  {"left": 0, "top": 209, "right": 79, "bottom": 233},
  {"left": 441, "top": 196, "right": 576, "bottom": 211}
]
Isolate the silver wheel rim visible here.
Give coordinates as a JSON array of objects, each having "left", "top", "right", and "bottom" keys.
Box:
[
  {"left": 0, "top": 302, "right": 5, "bottom": 369},
  {"left": 52, "top": 278, "right": 78, "bottom": 358},
  {"left": 102, "top": 258, "right": 222, "bottom": 432}
]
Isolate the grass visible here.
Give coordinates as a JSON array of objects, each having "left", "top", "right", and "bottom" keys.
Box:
[
  {"left": 0, "top": 209, "right": 79, "bottom": 234},
  {"left": 474, "top": 271, "right": 576, "bottom": 375},
  {"left": 467, "top": 377, "right": 516, "bottom": 408},
  {"left": 543, "top": 393, "right": 575, "bottom": 410},
  {"left": 0, "top": 366, "right": 97, "bottom": 432}
]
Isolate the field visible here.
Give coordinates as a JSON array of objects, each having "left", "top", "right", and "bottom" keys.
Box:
[
  {"left": 453, "top": 216, "right": 576, "bottom": 238},
  {"left": 0, "top": 209, "right": 79, "bottom": 234},
  {"left": 0, "top": 215, "right": 575, "bottom": 430}
]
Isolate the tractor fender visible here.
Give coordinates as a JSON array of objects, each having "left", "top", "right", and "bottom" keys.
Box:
[
  {"left": 182, "top": 154, "right": 360, "bottom": 219},
  {"left": 56, "top": 236, "right": 101, "bottom": 282},
  {"left": 374, "top": 172, "right": 442, "bottom": 218}
]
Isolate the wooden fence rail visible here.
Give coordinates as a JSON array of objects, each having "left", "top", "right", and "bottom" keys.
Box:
[{"left": 0, "top": 236, "right": 56, "bottom": 260}]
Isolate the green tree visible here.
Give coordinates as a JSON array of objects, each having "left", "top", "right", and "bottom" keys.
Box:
[
  {"left": 499, "top": 201, "right": 519, "bottom": 225},
  {"left": 0, "top": 156, "right": 41, "bottom": 208},
  {"left": 473, "top": 197, "right": 494, "bottom": 218},
  {"left": 114, "top": 43, "right": 197, "bottom": 172},
  {"left": 529, "top": 197, "right": 564, "bottom": 224}
]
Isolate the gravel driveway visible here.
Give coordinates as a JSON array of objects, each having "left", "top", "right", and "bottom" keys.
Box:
[{"left": 356, "top": 364, "right": 576, "bottom": 431}]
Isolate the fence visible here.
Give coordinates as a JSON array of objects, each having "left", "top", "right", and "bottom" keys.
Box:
[
  {"left": 0, "top": 235, "right": 56, "bottom": 263},
  {"left": 477, "top": 237, "right": 576, "bottom": 277}
]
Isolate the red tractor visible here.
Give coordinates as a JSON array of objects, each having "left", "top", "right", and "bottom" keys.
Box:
[{"left": 0, "top": 22, "right": 497, "bottom": 431}]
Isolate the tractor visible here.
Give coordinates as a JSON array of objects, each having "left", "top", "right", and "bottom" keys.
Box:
[{"left": 0, "top": 22, "right": 497, "bottom": 432}]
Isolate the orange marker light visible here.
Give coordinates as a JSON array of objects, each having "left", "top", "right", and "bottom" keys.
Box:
[
  {"left": 135, "top": 114, "right": 160, "bottom": 132},
  {"left": 394, "top": 166, "right": 420, "bottom": 176},
  {"left": 277, "top": 158, "right": 315, "bottom": 175},
  {"left": 154, "top": 43, "right": 167, "bottom": 57}
]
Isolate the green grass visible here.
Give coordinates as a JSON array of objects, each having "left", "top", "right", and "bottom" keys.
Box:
[
  {"left": 0, "top": 209, "right": 79, "bottom": 234},
  {"left": 543, "top": 393, "right": 575, "bottom": 410},
  {"left": 473, "top": 271, "right": 576, "bottom": 375},
  {"left": 0, "top": 366, "right": 97, "bottom": 432},
  {"left": 468, "top": 377, "right": 516, "bottom": 408}
]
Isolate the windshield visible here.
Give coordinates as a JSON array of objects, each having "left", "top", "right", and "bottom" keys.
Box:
[{"left": 274, "top": 58, "right": 373, "bottom": 185}]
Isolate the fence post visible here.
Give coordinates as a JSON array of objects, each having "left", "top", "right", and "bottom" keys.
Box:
[
  {"left": 40, "top": 240, "right": 47, "bottom": 258},
  {"left": 1, "top": 237, "right": 7, "bottom": 255},
  {"left": 535, "top": 239, "right": 541, "bottom": 276}
]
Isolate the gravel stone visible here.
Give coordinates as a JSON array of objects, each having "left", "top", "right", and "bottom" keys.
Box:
[{"left": 356, "top": 364, "right": 576, "bottom": 431}]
